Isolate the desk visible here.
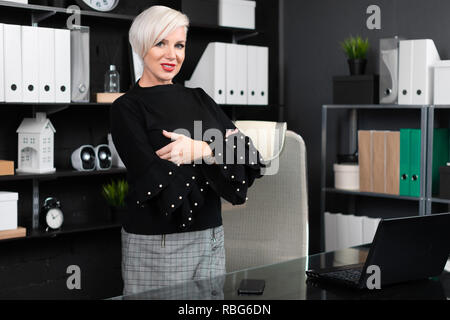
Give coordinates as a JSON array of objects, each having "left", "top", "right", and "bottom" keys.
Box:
[{"left": 111, "top": 246, "right": 450, "bottom": 300}]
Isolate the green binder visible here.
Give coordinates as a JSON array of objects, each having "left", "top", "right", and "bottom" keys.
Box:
[
  {"left": 399, "top": 129, "right": 411, "bottom": 196},
  {"left": 432, "top": 128, "right": 449, "bottom": 196},
  {"left": 409, "top": 129, "right": 421, "bottom": 197}
]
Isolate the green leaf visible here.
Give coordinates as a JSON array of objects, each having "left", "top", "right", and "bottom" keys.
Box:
[
  {"left": 340, "top": 35, "right": 369, "bottom": 59},
  {"left": 101, "top": 179, "right": 129, "bottom": 208}
]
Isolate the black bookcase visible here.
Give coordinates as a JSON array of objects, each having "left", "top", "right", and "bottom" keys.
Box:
[{"left": 0, "top": 0, "right": 280, "bottom": 299}]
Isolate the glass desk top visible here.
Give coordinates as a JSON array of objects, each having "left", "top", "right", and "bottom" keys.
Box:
[{"left": 110, "top": 246, "right": 450, "bottom": 300}]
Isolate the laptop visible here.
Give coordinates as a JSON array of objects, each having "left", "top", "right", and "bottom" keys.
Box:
[{"left": 306, "top": 213, "right": 450, "bottom": 289}]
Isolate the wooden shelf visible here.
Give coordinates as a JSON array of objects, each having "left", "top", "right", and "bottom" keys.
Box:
[
  {"left": 323, "top": 188, "right": 422, "bottom": 201},
  {"left": 0, "top": 101, "right": 115, "bottom": 115},
  {"left": 0, "top": 221, "right": 121, "bottom": 244},
  {"left": 0, "top": 1, "right": 135, "bottom": 21},
  {"left": 0, "top": 167, "right": 126, "bottom": 182}
]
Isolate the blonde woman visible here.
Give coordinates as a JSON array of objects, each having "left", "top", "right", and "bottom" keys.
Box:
[{"left": 111, "top": 5, "right": 265, "bottom": 295}]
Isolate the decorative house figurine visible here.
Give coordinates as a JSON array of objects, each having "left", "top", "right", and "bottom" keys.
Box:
[{"left": 16, "top": 112, "right": 56, "bottom": 174}]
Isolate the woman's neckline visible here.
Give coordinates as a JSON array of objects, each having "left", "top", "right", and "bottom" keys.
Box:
[{"left": 135, "top": 78, "right": 179, "bottom": 90}]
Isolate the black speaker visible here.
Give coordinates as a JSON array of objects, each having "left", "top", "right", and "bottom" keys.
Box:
[
  {"left": 95, "top": 144, "right": 112, "bottom": 170},
  {"left": 71, "top": 145, "right": 96, "bottom": 171}
]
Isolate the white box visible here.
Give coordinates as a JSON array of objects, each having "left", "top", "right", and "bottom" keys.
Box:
[
  {"left": 333, "top": 163, "right": 359, "bottom": 190},
  {"left": 219, "top": 0, "right": 256, "bottom": 29},
  {"left": 433, "top": 60, "right": 450, "bottom": 104},
  {"left": 0, "top": 192, "right": 18, "bottom": 231}
]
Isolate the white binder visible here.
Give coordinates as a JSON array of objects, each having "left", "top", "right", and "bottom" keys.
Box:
[
  {"left": 336, "top": 213, "right": 351, "bottom": 250},
  {"left": 347, "top": 215, "right": 363, "bottom": 247},
  {"left": 0, "top": 24, "right": 4, "bottom": 102},
  {"left": 38, "top": 27, "right": 55, "bottom": 103},
  {"left": 21, "top": 25, "right": 39, "bottom": 103},
  {"left": 433, "top": 60, "right": 450, "bottom": 104},
  {"left": 226, "top": 43, "right": 239, "bottom": 104},
  {"left": 398, "top": 40, "right": 412, "bottom": 104},
  {"left": 247, "top": 45, "right": 268, "bottom": 105},
  {"left": 70, "top": 26, "right": 90, "bottom": 102},
  {"left": 185, "top": 42, "right": 226, "bottom": 104},
  {"left": 324, "top": 212, "right": 338, "bottom": 252},
  {"left": 257, "top": 46, "right": 268, "bottom": 105},
  {"left": 4, "top": 24, "right": 22, "bottom": 102},
  {"left": 236, "top": 44, "right": 247, "bottom": 104},
  {"left": 398, "top": 39, "right": 440, "bottom": 105},
  {"left": 362, "top": 216, "right": 381, "bottom": 244},
  {"left": 226, "top": 43, "right": 247, "bottom": 104},
  {"left": 247, "top": 45, "right": 258, "bottom": 105},
  {"left": 54, "top": 28, "right": 71, "bottom": 103}
]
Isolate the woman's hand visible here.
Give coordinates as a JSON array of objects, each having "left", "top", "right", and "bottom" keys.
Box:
[{"left": 156, "top": 130, "right": 213, "bottom": 165}]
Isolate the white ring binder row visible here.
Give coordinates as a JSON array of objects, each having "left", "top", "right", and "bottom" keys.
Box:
[
  {"left": 0, "top": 22, "right": 73, "bottom": 103},
  {"left": 324, "top": 212, "right": 381, "bottom": 252},
  {"left": 380, "top": 38, "right": 450, "bottom": 105},
  {"left": 184, "top": 42, "right": 269, "bottom": 106},
  {"left": 398, "top": 39, "right": 440, "bottom": 105}
]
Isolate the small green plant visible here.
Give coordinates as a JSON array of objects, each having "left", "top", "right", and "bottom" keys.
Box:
[
  {"left": 102, "top": 179, "right": 129, "bottom": 208},
  {"left": 340, "top": 36, "right": 369, "bottom": 60}
]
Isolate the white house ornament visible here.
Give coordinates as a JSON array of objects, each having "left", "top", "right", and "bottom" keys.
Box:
[{"left": 16, "top": 112, "right": 56, "bottom": 174}]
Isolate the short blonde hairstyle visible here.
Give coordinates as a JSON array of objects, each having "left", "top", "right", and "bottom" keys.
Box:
[{"left": 129, "top": 5, "right": 189, "bottom": 60}]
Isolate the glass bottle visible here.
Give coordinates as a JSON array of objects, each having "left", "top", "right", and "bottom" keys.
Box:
[{"left": 104, "top": 65, "right": 120, "bottom": 93}]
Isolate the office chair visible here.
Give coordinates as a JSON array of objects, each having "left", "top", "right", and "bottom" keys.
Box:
[{"left": 222, "top": 121, "right": 309, "bottom": 272}]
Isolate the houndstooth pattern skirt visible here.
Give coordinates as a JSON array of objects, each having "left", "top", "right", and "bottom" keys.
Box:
[{"left": 121, "top": 225, "right": 226, "bottom": 296}]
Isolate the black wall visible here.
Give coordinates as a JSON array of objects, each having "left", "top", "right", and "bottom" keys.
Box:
[
  {"left": 0, "top": 0, "right": 280, "bottom": 299},
  {"left": 284, "top": 0, "right": 450, "bottom": 253}
]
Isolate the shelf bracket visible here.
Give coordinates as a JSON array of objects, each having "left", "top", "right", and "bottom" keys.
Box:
[
  {"left": 349, "top": 109, "right": 358, "bottom": 154},
  {"left": 32, "top": 179, "right": 39, "bottom": 230},
  {"left": 31, "top": 10, "right": 57, "bottom": 26},
  {"left": 232, "top": 31, "right": 259, "bottom": 43}
]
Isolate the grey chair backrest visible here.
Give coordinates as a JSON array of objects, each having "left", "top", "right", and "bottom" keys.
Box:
[{"left": 221, "top": 130, "right": 309, "bottom": 272}]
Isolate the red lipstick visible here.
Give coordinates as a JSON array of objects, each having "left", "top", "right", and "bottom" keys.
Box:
[{"left": 161, "top": 63, "right": 175, "bottom": 72}]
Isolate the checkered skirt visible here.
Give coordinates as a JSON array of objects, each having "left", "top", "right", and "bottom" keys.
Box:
[{"left": 121, "top": 226, "right": 226, "bottom": 296}]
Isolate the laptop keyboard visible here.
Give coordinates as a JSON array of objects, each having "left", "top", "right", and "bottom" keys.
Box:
[{"left": 321, "top": 268, "right": 362, "bottom": 283}]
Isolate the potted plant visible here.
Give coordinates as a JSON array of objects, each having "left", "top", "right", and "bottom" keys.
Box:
[
  {"left": 101, "top": 179, "right": 129, "bottom": 222},
  {"left": 340, "top": 36, "right": 370, "bottom": 75}
]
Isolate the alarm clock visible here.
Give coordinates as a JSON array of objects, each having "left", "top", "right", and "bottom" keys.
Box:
[
  {"left": 75, "top": 0, "right": 120, "bottom": 12},
  {"left": 40, "top": 197, "right": 64, "bottom": 231}
]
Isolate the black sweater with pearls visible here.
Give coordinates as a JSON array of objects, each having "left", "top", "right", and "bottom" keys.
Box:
[{"left": 110, "top": 81, "right": 265, "bottom": 235}]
